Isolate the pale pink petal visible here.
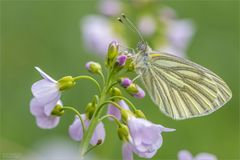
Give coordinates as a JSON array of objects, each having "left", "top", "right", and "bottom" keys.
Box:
[
  {"left": 36, "top": 116, "right": 60, "bottom": 129},
  {"left": 98, "top": 0, "right": 122, "bottom": 16},
  {"left": 30, "top": 98, "right": 61, "bottom": 129},
  {"left": 30, "top": 98, "right": 45, "bottom": 117},
  {"left": 178, "top": 150, "right": 193, "bottom": 160},
  {"left": 31, "top": 79, "right": 60, "bottom": 104},
  {"left": 44, "top": 94, "right": 61, "bottom": 116},
  {"left": 138, "top": 15, "right": 156, "bottom": 36},
  {"left": 118, "top": 100, "right": 130, "bottom": 110},
  {"left": 195, "top": 153, "right": 217, "bottom": 160},
  {"left": 69, "top": 116, "right": 84, "bottom": 141},
  {"left": 107, "top": 104, "right": 121, "bottom": 120},
  {"left": 134, "top": 148, "right": 157, "bottom": 158},
  {"left": 122, "top": 143, "right": 133, "bottom": 160},
  {"left": 90, "top": 122, "right": 106, "bottom": 145},
  {"left": 81, "top": 15, "right": 124, "bottom": 55},
  {"left": 127, "top": 117, "right": 175, "bottom": 158},
  {"left": 157, "top": 124, "right": 176, "bottom": 132},
  {"left": 35, "top": 67, "right": 57, "bottom": 83},
  {"left": 167, "top": 20, "right": 195, "bottom": 50}
]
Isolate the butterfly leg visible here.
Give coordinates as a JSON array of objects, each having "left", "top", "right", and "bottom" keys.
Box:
[{"left": 132, "top": 74, "right": 141, "bottom": 82}]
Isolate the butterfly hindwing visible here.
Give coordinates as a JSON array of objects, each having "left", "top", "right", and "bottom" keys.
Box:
[{"left": 139, "top": 52, "right": 232, "bottom": 120}]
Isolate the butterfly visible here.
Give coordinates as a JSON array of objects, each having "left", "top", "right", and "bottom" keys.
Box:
[{"left": 119, "top": 14, "right": 232, "bottom": 120}]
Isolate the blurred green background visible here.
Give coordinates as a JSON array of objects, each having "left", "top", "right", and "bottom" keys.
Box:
[{"left": 1, "top": 0, "right": 239, "bottom": 160}]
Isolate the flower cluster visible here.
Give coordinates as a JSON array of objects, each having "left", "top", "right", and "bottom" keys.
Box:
[
  {"left": 81, "top": 0, "right": 195, "bottom": 58},
  {"left": 30, "top": 41, "right": 175, "bottom": 160}
]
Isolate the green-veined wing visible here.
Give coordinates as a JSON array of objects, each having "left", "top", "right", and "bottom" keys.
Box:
[{"left": 136, "top": 52, "right": 232, "bottom": 120}]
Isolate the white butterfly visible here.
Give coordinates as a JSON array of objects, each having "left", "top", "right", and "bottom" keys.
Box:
[{"left": 120, "top": 14, "right": 232, "bottom": 120}]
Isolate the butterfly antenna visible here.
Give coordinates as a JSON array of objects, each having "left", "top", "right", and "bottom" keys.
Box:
[{"left": 118, "top": 13, "right": 145, "bottom": 43}]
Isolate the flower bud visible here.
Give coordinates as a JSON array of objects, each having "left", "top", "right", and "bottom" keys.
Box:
[
  {"left": 121, "top": 109, "right": 130, "bottom": 123},
  {"left": 116, "top": 55, "right": 127, "bottom": 67},
  {"left": 106, "top": 41, "right": 119, "bottom": 66},
  {"left": 119, "top": 77, "right": 132, "bottom": 88},
  {"left": 126, "top": 84, "right": 145, "bottom": 99},
  {"left": 126, "top": 83, "right": 138, "bottom": 94},
  {"left": 85, "top": 61, "right": 102, "bottom": 74},
  {"left": 85, "top": 102, "right": 96, "bottom": 119},
  {"left": 51, "top": 104, "right": 64, "bottom": 116},
  {"left": 110, "top": 87, "right": 122, "bottom": 97},
  {"left": 58, "top": 76, "right": 76, "bottom": 91},
  {"left": 133, "top": 85, "right": 145, "bottom": 99},
  {"left": 117, "top": 124, "right": 130, "bottom": 142},
  {"left": 134, "top": 109, "right": 146, "bottom": 119}
]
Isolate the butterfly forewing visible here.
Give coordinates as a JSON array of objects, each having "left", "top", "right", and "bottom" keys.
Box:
[{"left": 138, "top": 52, "right": 232, "bottom": 120}]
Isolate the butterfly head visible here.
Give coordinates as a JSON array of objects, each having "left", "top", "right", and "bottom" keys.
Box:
[
  {"left": 137, "top": 41, "right": 148, "bottom": 52},
  {"left": 118, "top": 14, "right": 150, "bottom": 54}
]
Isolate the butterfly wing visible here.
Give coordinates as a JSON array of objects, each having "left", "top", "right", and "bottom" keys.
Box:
[{"left": 138, "top": 52, "right": 232, "bottom": 120}]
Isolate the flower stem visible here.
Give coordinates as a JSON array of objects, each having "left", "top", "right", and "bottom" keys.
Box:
[
  {"left": 62, "top": 106, "right": 86, "bottom": 133},
  {"left": 99, "top": 71, "right": 106, "bottom": 85},
  {"left": 99, "top": 114, "right": 121, "bottom": 127},
  {"left": 73, "top": 75, "right": 101, "bottom": 93},
  {"left": 98, "top": 101, "right": 122, "bottom": 111},
  {"left": 109, "top": 96, "right": 137, "bottom": 111},
  {"left": 79, "top": 68, "right": 117, "bottom": 157}
]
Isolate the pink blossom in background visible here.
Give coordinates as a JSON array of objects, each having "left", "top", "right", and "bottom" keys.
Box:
[
  {"left": 81, "top": 15, "right": 123, "bottom": 55},
  {"left": 98, "top": 0, "right": 122, "bottom": 16},
  {"left": 138, "top": 15, "right": 156, "bottom": 37},
  {"left": 81, "top": 3, "right": 195, "bottom": 58},
  {"left": 178, "top": 150, "right": 217, "bottom": 160},
  {"left": 158, "top": 7, "right": 195, "bottom": 57}
]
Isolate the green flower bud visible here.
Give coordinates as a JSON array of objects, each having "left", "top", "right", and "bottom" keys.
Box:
[
  {"left": 126, "top": 83, "right": 138, "bottom": 94},
  {"left": 51, "top": 104, "right": 64, "bottom": 116},
  {"left": 121, "top": 109, "right": 130, "bottom": 123},
  {"left": 85, "top": 102, "right": 96, "bottom": 119},
  {"left": 109, "top": 87, "right": 122, "bottom": 101},
  {"left": 85, "top": 61, "right": 102, "bottom": 74},
  {"left": 134, "top": 109, "right": 146, "bottom": 119},
  {"left": 117, "top": 124, "right": 130, "bottom": 142},
  {"left": 58, "top": 76, "right": 76, "bottom": 91},
  {"left": 110, "top": 87, "right": 122, "bottom": 96},
  {"left": 106, "top": 41, "right": 119, "bottom": 67}
]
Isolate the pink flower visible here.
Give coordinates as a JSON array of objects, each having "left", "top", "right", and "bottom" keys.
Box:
[
  {"left": 133, "top": 85, "right": 145, "bottom": 99},
  {"left": 31, "top": 67, "right": 61, "bottom": 116},
  {"left": 98, "top": 0, "right": 122, "bottom": 16},
  {"left": 69, "top": 114, "right": 105, "bottom": 145},
  {"left": 119, "top": 78, "right": 133, "bottom": 88},
  {"left": 158, "top": 7, "right": 195, "bottom": 58},
  {"left": 138, "top": 15, "right": 156, "bottom": 37},
  {"left": 81, "top": 15, "right": 123, "bottom": 55},
  {"left": 178, "top": 150, "right": 217, "bottom": 160},
  {"left": 116, "top": 55, "right": 128, "bottom": 66},
  {"left": 123, "top": 116, "right": 175, "bottom": 159},
  {"left": 107, "top": 100, "right": 130, "bottom": 121},
  {"left": 30, "top": 98, "right": 61, "bottom": 129}
]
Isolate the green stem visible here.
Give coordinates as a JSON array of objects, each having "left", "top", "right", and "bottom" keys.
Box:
[
  {"left": 107, "top": 81, "right": 118, "bottom": 92},
  {"left": 109, "top": 96, "right": 137, "bottom": 111},
  {"left": 99, "top": 114, "right": 121, "bottom": 126},
  {"left": 79, "top": 68, "right": 117, "bottom": 157},
  {"left": 99, "top": 71, "right": 106, "bottom": 85},
  {"left": 73, "top": 75, "right": 101, "bottom": 93},
  {"left": 98, "top": 101, "right": 122, "bottom": 111},
  {"left": 62, "top": 106, "right": 86, "bottom": 133}
]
